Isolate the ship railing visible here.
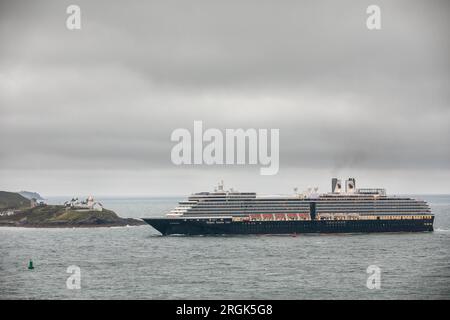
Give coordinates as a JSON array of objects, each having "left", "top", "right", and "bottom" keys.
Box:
[
  {"left": 239, "top": 213, "right": 312, "bottom": 222},
  {"left": 315, "top": 213, "right": 434, "bottom": 221}
]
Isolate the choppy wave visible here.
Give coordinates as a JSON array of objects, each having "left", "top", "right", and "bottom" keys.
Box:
[{"left": 2, "top": 196, "right": 450, "bottom": 300}]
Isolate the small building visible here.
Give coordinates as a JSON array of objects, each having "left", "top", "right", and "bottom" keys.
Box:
[
  {"left": 65, "top": 196, "right": 103, "bottom": 211},
  {"left": 0, "top": 210, "right": 17, "bottom": 217},
  {"left": 30, "top": 198, "right": 46, "bottom": 208}
]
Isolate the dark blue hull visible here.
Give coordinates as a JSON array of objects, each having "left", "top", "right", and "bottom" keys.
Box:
[{"left": 143, "top": 217, "right": 434, "bottom": 236}]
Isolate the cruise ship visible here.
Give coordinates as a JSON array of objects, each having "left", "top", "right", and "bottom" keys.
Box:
[{"left": 143, "top": 178, "right": 434, "bottom": 235}]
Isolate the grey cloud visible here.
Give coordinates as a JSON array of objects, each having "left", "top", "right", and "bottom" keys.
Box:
[{"left": 0, "top": 0, "right": 449, "bottom": 194}]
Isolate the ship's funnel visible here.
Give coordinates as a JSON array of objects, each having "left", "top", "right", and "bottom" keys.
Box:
[
  {"left": 332, "top": 178, "right": 342, "bottom": 193},
  {"left": 346, "top": 178, "right": 356, "bottom": 193}
]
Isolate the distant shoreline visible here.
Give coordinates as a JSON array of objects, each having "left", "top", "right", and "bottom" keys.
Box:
[{"left": 0, "top": 220, "right": 146, "bottom": 229}]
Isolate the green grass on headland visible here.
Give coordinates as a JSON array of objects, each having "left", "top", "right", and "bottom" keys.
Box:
[
  {"left": 0, "top": 191, "right": 31, "bottom": 210},
  {"left": 0, "top": 191, "right": 144, "bottom": 227}
]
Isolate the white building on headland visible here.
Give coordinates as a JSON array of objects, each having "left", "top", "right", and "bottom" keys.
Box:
[
  {"left": 64, "top": 195, "right": 103, "bottom": 211},
  {"left": 30, "top": 198, "right": 46, "bottom": 208}
]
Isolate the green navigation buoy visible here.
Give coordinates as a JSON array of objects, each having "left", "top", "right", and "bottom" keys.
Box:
[{"left": 28, "top": 259, "right": 34, "bottom": 270}]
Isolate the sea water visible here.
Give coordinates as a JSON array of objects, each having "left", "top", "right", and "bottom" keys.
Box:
[{"left": 0, "top": 195, "right": 449, "bottom": 299}]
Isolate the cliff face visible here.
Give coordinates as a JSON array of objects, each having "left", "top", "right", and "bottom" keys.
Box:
[{"left": 0, "top": 192, "right": 144, "bottom": 227}]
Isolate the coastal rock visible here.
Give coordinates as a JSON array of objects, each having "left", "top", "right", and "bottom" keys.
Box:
[{"left": 0, "top": 191, "right": 145, "bottom": 228}]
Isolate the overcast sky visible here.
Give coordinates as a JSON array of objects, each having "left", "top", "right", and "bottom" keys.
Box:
[{"left": 1, "top": 0, "right": 449, "bottom": 196}]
